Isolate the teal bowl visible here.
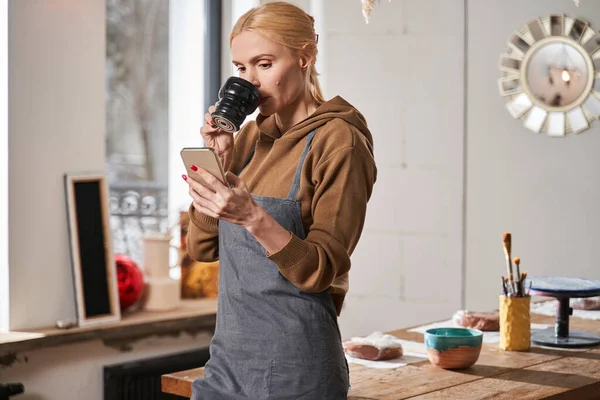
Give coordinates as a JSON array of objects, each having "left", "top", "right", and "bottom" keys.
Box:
[{"left": 424, "top": 327, "right": 483, "bottom": 369}]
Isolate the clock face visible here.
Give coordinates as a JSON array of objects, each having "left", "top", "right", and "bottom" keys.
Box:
[{"left": 498, "top": 15, "right": 600, "bottom": 136}]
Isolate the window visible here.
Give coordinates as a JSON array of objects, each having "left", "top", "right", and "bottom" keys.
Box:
[
  {"left": 106, "top": 0, "right": 213, "bottom": 271},
  {"left": 106, "top": 0, "right": 170, "bottom": 265}
]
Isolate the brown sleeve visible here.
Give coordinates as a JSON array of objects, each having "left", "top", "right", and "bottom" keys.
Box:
[
  {"left": 268, "top": 146, "right": 376, "bottom": 292},
  {"left": 186, "top": 204, "right": 220, "bottom": 262}
]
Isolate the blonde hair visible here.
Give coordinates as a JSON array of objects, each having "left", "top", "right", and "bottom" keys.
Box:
[{"left": 230, "top": 2, "right": 325, "bottom": 106}]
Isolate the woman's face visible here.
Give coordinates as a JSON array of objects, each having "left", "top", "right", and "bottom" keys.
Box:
[{"left": 231, "top": 30, "right": 308, "bottom": 116}]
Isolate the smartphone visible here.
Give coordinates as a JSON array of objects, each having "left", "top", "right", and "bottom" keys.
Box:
[{"left": 180, "top": 147, "right": 228, "bottom": 186}]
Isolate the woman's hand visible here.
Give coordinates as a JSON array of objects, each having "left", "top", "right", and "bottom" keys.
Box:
[
  {"left": 185, "top": 168, "right": 258, "bottom": 228},
  {"left": 184, "top": 168, "right": 294, "bottom": 255},
  {"left": 201, "top": 104, "right": 234, "bottom": 171}
]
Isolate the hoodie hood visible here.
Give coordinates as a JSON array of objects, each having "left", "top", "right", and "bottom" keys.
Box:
[{"left": 255, "top": 96, "right": 373, "bottom": 153}]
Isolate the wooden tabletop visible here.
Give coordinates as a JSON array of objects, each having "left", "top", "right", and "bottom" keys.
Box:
[{"left": 162, "top": 312, "right": 600, "bottom": 399}]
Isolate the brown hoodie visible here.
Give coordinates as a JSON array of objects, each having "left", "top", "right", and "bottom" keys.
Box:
[{"left": 187, "top": 96, "right": 377, "bottom": 315}]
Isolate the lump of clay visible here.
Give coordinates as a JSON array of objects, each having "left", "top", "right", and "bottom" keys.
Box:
[
  {"left": 453, "top": 310, "right": 500, "bottom": 331},
  {"left": 343, "top": 331, "right": 403, "bottom": 361},
  {"left": 571, "top": 296, "right": 600, "bottom": 310}
]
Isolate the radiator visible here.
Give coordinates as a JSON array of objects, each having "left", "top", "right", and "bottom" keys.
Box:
[{"left": 104, "top": 348, "right": 210, "bottom": 400}]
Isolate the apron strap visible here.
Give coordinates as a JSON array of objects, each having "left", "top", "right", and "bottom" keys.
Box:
[{"left": 287, "top": 128, "right": 317, "bottom": 200}]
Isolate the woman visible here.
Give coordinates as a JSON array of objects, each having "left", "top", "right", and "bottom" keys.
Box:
[{"left": 184, "top": 2, "right": 377, "bottom": 398}]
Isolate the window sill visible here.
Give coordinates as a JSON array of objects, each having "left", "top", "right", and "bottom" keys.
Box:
[{"left": 0, "top": 298, "right": 217, "bottom": 358}]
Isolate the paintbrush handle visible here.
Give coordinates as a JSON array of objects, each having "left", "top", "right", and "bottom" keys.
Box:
[
  {"left": 504, "top": 256, "right": 513, "bottom": 292},
  {"left": 515, "top": 264, "right": 521, "bottom": 290},
  {"left": 504, "top": 249, "right": 514, "bottom": 279}
]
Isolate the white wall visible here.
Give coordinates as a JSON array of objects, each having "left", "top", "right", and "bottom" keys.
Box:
[
  {"left": 320, "top": 0, "right": 600, "bottom": 336},
  {"left": 319, "top": 0, "right": 466, "bottom": 338},
  {"left": 466, "top": 0, "right": 600, "bottom": 311},
  {"left": 8, "top": 0, "right": 105, "bottom": 330}
]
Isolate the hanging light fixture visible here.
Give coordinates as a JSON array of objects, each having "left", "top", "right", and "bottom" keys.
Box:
[{"left": 361, "top": 0, "right": 391, "bottom": 24}]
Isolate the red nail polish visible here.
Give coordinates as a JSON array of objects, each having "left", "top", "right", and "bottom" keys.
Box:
[
  {"left": 182, "top": 174, "right": 187, "bottom": 180},
  {"left": 191, "top": 165, "right": 198, "bottom": 172},
  {"left": 209, "top": 119, "right": 215, "bottom": 126}
]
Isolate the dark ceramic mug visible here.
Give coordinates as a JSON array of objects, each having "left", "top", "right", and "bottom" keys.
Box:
[{"left": 211, "top": 76, "right": 261, "bottom": 133}]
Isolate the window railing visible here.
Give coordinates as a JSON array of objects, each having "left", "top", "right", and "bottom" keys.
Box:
[{"left": 109, "top": 181, "right": 168, "bottom": 266}]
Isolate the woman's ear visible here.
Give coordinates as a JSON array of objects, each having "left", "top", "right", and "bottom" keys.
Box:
[
  {"left": 298, "top": 56, "right": 310, "bottom": 70},
  {"left": 298, "top": 47, "right": 313, "bottom": 70}
]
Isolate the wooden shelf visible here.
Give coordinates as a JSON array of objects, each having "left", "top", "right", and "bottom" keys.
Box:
[{"left": 0, "top": 298, "right": 217, "bottom": 355}]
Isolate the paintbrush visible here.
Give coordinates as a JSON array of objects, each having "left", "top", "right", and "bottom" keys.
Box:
[
  {"left": 503, "top": 233, "right": 514, "bottom": 294},
  {"left": 509, "top": 273, "right": 516, "bottom": 295},
  {"left": 514, "top": 257, "right": 521, "bottom": 295},
  {"left": 501, "top": 276, "right": 508, "bottom": 296}
]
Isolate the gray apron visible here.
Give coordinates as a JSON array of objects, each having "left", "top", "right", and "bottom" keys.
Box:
[{"left": 191, "top": 129, "right": 350, "bottom": 400}]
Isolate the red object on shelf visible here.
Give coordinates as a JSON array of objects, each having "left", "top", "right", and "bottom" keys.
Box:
[{"left": 115, "top": 254, "right": 145, "bottom": 311}]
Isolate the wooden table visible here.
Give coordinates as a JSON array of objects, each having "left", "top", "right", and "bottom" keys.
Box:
[{"left": 162, "top": 312, "right": 600, "bottom": 399}]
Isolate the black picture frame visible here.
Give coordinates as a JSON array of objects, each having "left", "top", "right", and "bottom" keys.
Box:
[{"left": 64, "top": 172, "right": 120, "bottom": 327}]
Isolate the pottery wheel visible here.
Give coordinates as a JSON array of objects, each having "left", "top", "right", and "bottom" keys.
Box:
[{"left": 526, "top": 276, "right": 600, "bottom": 348}]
